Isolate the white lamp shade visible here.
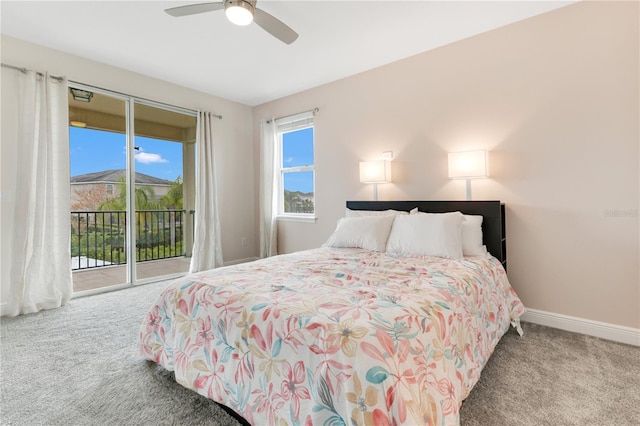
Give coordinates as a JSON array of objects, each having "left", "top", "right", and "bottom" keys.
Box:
[
  {"left": 448, "top": 150, "right": 488, "bottom": 179},
  {"left": 359, "top": 160, "right": 391, "bottom": 183}
]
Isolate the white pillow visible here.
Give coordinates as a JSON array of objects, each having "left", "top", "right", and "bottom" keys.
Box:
[
  {"left": 386, "top": 212, "right": 464, "bottom": 259},
  {"left": 345, "top": 209, "right": 408, "bottom": 217},
  {"left": 324, "top": 215, "right": 395, "bottom": 251},
  {"left": 461, "top": 214, "right": 487, "bottom": 257},
  {"left": 410, "top": 209, "right": 486, "bottom": 257}
]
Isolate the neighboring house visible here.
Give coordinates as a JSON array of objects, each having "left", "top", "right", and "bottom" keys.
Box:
[{"left": 70, "top": 169, "right": 172, "bottom": 210}]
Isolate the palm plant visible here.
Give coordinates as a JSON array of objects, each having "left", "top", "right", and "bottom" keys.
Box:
[
  {"left": 159, "top": 176, "right": 183, "bottom": 210},
  {"left": 99, "top": 176, "right": 160, "bottom": 211}
]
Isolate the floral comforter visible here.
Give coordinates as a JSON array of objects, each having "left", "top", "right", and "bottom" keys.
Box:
[{"left": 139, "top": 247, "right": 524, "bottom": 426}]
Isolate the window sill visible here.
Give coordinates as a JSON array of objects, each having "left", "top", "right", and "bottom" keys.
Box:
[{"left": 277, "top": 215, "right": 317, "bottom": 223}]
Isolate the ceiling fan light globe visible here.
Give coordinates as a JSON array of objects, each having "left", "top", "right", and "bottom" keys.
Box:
[{"left": 225, "top": 1, "right": 254, "bottom": 26}]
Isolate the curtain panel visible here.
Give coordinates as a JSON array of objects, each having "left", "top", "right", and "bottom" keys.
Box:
[
  {"left": 7, "top": 70, "right": 72, "bottom": 316},
  {"left": 189, "top": 111, "right": 224, "bottom": 273},
  {"left": 259, "top": 120, "right": 278, "bottom": 258}
]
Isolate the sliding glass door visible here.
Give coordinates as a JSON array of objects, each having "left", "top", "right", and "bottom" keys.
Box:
[
  {"left": 69, "top": 89, "right": 128, "bottom": 292},
  {"left": 133, "top": 102, "right": 196, "bottom": 283},
  {"left": 69, "top": 84, "right": 197, "bottom": 294}
]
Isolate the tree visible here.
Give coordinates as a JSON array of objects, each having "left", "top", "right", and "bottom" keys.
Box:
[
  {"left": 71, "top": 185, "right": 112, "bottom": 211},
  {"left": 98, "top": 176, "right": 161, "bottom": 235},
  {"left": 301, "top": 198, "right": 314, "bottom": 213},
  {"left": 98, "top": 176, "right": 160, "bottom": 211},
  {"left": 283, "top": 190, "right": 298, "bottom": 213},
  {"left": 283, "top": 190, "right": 314, "bottom": 213},
  {"left": 159, "top": 176, "right": 183, "bottom": 210}
]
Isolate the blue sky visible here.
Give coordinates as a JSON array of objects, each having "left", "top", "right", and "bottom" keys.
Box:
[
  {"left": 69, "top": 127, "right": 183, "bottom": 181},
  {"left": 282, "top": 127, "right": 314, "bottom": 193},
  {"left": 70, "top": 126, "right": 315, "bottom": 192}
]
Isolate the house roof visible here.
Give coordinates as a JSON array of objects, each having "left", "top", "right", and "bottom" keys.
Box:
[{"left": 70, "top": 169, "right": 171, "bottom": 186}]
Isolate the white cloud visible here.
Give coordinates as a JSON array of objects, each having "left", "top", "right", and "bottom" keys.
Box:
[
  {"left": 135, "top": 152, "right": 168, "bottom": 164},
  {"left": 286, "top": 156, "right": 294, "bottom": 164}
]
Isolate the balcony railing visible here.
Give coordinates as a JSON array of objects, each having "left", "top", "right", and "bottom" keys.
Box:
[{"left": 70, "top": 209, "right": 190, "bottom": 271}]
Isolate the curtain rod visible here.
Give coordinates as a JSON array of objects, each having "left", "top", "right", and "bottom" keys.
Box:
[
  {"left": 2, "top": 62, "right": 222, "bottom": 120},
  {"left": 267, "top": 107, "right": 319, "bottom": 124},
  {"left": 1, "top": 62, "right": 64, "bottom": 82}
]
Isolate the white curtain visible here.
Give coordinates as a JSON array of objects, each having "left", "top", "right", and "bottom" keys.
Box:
[
  {"left": 7, "top": 70, "right": 72, "bottom": 316},
  {"left": 189, "top": 111, "right": 224, "bottom": 272},
  {"left": 259, "top": 120, "right": 278, "bottom": 258}
]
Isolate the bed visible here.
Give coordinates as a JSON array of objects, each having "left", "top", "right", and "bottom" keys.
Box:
[{"left": 139, "top": 200, "right": 524, "bottom": 425}]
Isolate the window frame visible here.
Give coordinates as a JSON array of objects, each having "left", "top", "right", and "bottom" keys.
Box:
[{"left": 275, "top": 112, "right": 316, "bottom": 222}]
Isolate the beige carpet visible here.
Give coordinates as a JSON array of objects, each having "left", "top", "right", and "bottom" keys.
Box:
[
  {"left": 460, "top": 322, "right": 640, "bottom": 425},
  {"left": 1, "top": 280, "right": 639, "bottom": 425}
]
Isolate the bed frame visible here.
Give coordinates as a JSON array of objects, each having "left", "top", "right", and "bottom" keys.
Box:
[{"left": 346, "top": 200, "right": 507, "bottom": 271}]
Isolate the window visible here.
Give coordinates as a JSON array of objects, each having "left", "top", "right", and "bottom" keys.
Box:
[
  {"left": 105, "top": 184, "right": 114, "bottom": 195},
  {"left": 276, "top": 112, "right": 315, "bottom": 218}
]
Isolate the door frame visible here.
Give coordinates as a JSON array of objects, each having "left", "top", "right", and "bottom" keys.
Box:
[{"left": 68, "top": 81, "right": 198, "bottom": 297}]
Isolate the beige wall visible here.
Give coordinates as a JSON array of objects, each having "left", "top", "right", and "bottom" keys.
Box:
[
  {"left": 1, "top": 36, "right": 257, "bottom": 304},
  {"left": 253, "top": 2, "right": 639, "bottom": 328}
]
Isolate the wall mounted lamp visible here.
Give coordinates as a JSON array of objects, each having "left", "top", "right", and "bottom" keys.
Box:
[
  {"left": 448, "top": 150, "right": 488, "bottom": 200},
  {"left": 359, "top": 160, "right": 391, "bottom": 201}
]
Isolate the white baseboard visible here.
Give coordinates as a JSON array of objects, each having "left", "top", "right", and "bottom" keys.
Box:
[
  {"left": 0, "top": 302, "right": 7, "bottom": 317},
  {"left": 521, "top": 308, "right": 640, "bottom": 347},
  {"left": 223, "top": 257, "right": 259, "bottom": 267}
]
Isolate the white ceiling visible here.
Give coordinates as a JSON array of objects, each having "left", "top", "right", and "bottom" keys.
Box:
[{"left": 1, "top": 1, "right": 574, "bottom": 106}]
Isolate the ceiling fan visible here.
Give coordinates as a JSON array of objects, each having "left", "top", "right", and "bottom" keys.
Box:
[{"left": 165, "top": 0, "right": 298, "bottom": 45}]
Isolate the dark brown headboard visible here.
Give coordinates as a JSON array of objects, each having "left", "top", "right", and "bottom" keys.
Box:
[{"left": 345, "top": 200, "right": 507, "bottom": 271}]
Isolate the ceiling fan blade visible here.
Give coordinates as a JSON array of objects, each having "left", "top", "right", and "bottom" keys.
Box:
[
  {"left": 165, "top": 2, "right": 224, "bottom": 17},
  {"left": 254, "top": 7, "right": 298, "bottom": 45}
]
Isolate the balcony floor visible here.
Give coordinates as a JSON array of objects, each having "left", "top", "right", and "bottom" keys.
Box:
[{"left": 72, "top": 257, "right": 191, "bottom": 292}]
